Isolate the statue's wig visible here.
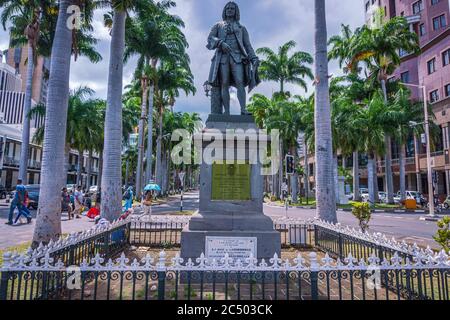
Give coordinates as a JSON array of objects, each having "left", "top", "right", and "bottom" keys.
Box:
[{"left": 222, "top": 1, "right": 240, "bottom": 22}]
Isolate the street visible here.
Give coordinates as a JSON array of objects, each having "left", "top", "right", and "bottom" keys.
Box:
[{"left": 0, "top": 191, "right": 445, "bottom": 250}]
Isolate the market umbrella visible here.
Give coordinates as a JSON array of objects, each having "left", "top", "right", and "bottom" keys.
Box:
[{"left": 144, "top": 184, "right": 161, "bottom": 192}]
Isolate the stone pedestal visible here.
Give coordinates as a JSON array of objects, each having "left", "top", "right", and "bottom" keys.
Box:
[
  {"left": 337, "top": 176, "right": 349, "bottom": 205},
  {"left": 180, "top": 115, "right": 281, "bottom": 261}
]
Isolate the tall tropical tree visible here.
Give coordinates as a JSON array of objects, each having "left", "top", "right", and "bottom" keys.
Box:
[
  {"left": 1, "top": 1, "right": 53, "bottom": 185},
  {"left": 154, "top": 60, "right": 195, "bottom": 191},
  {"left": 32, "top": 0, "right": 75, "bottom": 246},
  {"left": 31, "top": 0, "right": 100, "bottom": 244},
  {"left": 348, "top": 17, "right": 420, "bottom": 204},
  {"left": 314, "top": 0, "right": 336, "bottom": 222},
  {"left": 257, "top": 40, "right": 313, "bottom": 94},
  {"left": 124, "top": 1, "right": 187, "bottom": 198}
]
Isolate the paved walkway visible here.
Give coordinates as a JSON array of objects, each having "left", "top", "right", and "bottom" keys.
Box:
[{"left": 0, "top": 191, "right": 444, "bottom": 250}]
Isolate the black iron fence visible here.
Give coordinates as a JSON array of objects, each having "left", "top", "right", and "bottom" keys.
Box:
[
  {"left": 1, "top": 218, "right": 448, "bottom": 301},
  {"left": 1, "top": 255, "right": 448, "bottom": 301},
  {"left": 129, "top": 220, "right": 313, "bottom": 249},
  {"left": 314, "top": 224, "right": 413, "bottom": 262}
]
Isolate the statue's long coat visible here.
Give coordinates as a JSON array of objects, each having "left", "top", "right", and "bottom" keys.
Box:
[{"left": 207, "top": 21, "right": 259, "bottom": 89}]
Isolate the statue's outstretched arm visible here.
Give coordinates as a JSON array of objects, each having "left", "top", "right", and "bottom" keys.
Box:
[{"left": 206, "top": 23, "right": 221, "bottom": 50}]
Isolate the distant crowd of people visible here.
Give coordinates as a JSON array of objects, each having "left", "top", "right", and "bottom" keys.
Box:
[{"left": 5, "top": 181, "right": 153, "bottom": 226}]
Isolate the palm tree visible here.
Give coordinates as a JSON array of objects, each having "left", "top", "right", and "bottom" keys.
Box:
[
  {"left": 124, "top": 2, "right": 187, "bottom": 198},
  {"left": 257, "top": 41, "right": 313, "bottom": 94},
  {"left": 30, "top": 87, "right": 103, "bottom": 187},
  {"left": 348, "top": 17, "right": 420, "bottom": 204},
  {"left": 314, "top": 0, "right": 336, "bottom": 222},
  {"left": 154, "top": 61, "right": 195, "bottom": 191},
  {"left": 32, "top": 0, "right": 75, "bottom": 246},
  {"left": 101, "top": 0, "right": 132, "bottom": 222},
  {"left": 1, "top": 2, "right": 41, "bottom": 184}
]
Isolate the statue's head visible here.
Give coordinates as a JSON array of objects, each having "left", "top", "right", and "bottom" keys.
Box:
[{"left": 222, "top": 1, "right": 240, "bottom": 22}]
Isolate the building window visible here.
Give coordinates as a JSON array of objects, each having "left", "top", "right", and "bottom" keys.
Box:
[
  {"left": 431, "top": 0, "right": 440, "bottom": 5},
  {"left": 445, "top": 84, "right": 450, "bottom": 97},
  {"left": 443, "top": 49, "right": 450, "bottom": 66},
  {"left": 419, "top": 23, "right": 426, "bottom": 36},
  {"left": 401, "top": 71, "right": 410, "bottom": 83},
  {"left": 433, "top": 14, "right": 447, "bottom": 31},
  {"left": 412, "top": 0, "right": 424, "bottom": 14},
  {"left": 427, "top": 58, "right": 436, "bottom": 74},
  {"left": 430, "top": 89, "right": 440, "bottom": 103}
]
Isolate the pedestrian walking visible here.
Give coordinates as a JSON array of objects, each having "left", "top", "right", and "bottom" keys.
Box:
[
  {"left": 142, "top": 191, "right": 152, "bottom": 217},
  {"left": 61, "top": 187, "right": 73, "bottom": 219},
  {"left": 6, "top": 179, "right": 31, "bottom": 225},
  {"left": 73, "top": 185, "right": 84, "bottom": 219},
  {"left": 123, "top": 186, "right": 133, "bottom": 211}
]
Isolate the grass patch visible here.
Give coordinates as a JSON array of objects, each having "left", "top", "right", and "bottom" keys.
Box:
[{"left": 0, "top": 242, "right": 31, "bottom": 265}]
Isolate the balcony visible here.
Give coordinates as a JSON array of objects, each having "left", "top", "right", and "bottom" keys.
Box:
[{"left": 3, "top": 156, "right": 19, "bottom": 167}]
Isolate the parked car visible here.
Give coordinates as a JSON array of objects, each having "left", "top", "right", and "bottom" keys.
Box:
[
  {"left": 442, "top": 196, "right": 450, "bottom": 209},
  {"left": 25, "top": 184, "right": 40, "bottom": 209},
  {"left": 0, "top": 184, "right": 7, "bottom": 199},
  {"left": 378, "top": 192, "right": 387, "bottom": 203},
  {"left": 89, "top": 185, "right": 98, "bottom": 194},
  {"left": 393, "top": 191, "right": 425, "bottom": 206}
]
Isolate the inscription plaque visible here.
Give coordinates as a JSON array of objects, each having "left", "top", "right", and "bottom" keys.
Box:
[
  {"left": 211, "top": 163, "right": 251, "bottom": 201},
  {"left": 205, "top": 236, "right": 257, "bottom": 260}
]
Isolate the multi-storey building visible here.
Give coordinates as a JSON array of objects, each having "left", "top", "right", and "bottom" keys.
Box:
[
  {"left": 0, "top": 42, "right": 99, "bottom": 189},
  {"left": 0, "top": 124, "right": 101, "bottom": 190},
  {"left": 300, "top": 0, "right": 450, "bottom": 198},
  {"left": 4, "top": 46, "right": 49, "bottom": 105}
]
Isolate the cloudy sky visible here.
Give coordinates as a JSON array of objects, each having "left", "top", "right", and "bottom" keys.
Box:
[{"left": 0, "top": 0, "right": 365, "bottom": 120}]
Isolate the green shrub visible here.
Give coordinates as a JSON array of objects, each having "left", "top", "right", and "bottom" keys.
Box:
[
  {"left": 434, "top": 216, "right": 450, "bottom": 253},
  {"left": 351, "top": 202, "right": 372, "bottom": 232}
]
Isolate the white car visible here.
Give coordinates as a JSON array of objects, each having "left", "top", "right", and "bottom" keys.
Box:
[
  {"left": 393, "top": 191, "right": 424, "bottom": 204},
  {"left": 89, "top": 185, "right": 98, "bottom": 194}
]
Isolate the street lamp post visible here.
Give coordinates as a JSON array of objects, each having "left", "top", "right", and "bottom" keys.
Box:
[{"left": 400, "top": 82, "right": 435, "bottom": 219}]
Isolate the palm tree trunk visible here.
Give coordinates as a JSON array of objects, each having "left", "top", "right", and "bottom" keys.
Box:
[
  {"left": 381, "top": 79, "right": 395, "bottom": 204},
  {"left": 314, "top": 0, "right": 337, "bottom": 222},
  {"left": 63, "top": 144, "right": 70, "bottom": 186},
  {"left": 98, "top": 152, "right": 103, "bottom": 191},
  {"left": 399, "top": 143, "right": 406, "bottom": 201},
  {"left": 135, "top": 81, "right": 148, "bottom": 200},
  {"left": 333, "top": 155, "right": 339, "bottom": 204},
  {"left": 353, "top": 151, "right": 360, "bottom": 201},
  {"left": 145, "top": 83, "right": 154, "bottom": 183},
  {"left": 18, "top": 43, "right": 34, "bottom": 184},
  {"left": 304, "top": 140, "right": 309, "bottom": 200},
  {"left": 77, "top": 149, "right": 83, "bottom": 187},
  {"left": 155, "top": 105, "right": 163, "bottom": 190},
  {"left": 373, "top": 157, "right": 379, "bottom": 202},
  {"left": 368, "top": 153, "right": 375, "bottom": 208},
  {"left": 125, "top": 159, "right": 129, "bottom": 186},
  {"left": 32, "top": 0, "right": 72, "bottom": 246},
  {"left": 291, "top": 146, "right": 298, "bottom": 203},
  {"left": 278, "top": 140, "right": 284, "bottom": 199},
  {"left": 86, "top": 150, "right": 92, "bottom": 190},
  {"left": 101, "top": 9, "right": 126, "bottom": 222},
  {"left": 384, "top": 135, "right": 394, "bottom": 203}
]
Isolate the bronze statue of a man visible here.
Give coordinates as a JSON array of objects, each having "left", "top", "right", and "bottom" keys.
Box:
[{"left": 207, "top": 1, "right": 260, "bottom": 115}]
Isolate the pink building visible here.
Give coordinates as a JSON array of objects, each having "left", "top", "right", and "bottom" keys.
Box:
[{"left": 364, "top": 0, "right": 450, "bottom": 196}]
